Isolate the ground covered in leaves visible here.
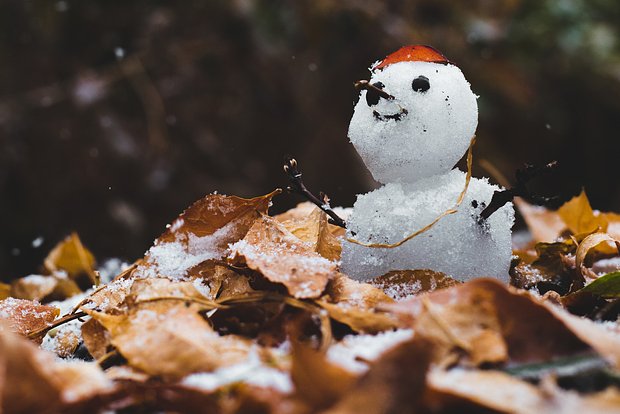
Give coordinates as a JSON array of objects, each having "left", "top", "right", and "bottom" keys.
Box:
[{"left": 1, "top": 189, "right": 620, "bottom": 413}]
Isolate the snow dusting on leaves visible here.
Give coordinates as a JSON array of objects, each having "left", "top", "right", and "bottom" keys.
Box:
[
  {"left": 230, "top": 215, "right": 337, "bottom": 299},
  {"left": 0, "top": 189, "right": 620, "bottom": 412}
]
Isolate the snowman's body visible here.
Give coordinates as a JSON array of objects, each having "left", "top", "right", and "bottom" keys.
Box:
[{"left": 340, "top": 46, "right": 514, "bottom": 282}]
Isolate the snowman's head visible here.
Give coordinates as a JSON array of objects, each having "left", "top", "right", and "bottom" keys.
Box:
[{"left": 349, "top": 45, "right": 478, "bottom": 184}]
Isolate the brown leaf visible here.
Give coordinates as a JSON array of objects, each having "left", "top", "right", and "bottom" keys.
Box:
[
  {"left": 0, "top": 327, "right": 113, "bottom": 413},
  {"left": 0, "top": 298, "right": 59, "bottom": 341},
  {"left": 317, "top": 274, "right": 399, "bottom": 334},
  {"left": 44, "top": 232, "right": 98, "bottom": 286},
  {"left": 279, "top": 206, "right": 342, "bottom": 261},
  {"left": 0, "top": 283, "right": 9, "bottom": 300},
  {"left": 81, "top": 318, "right": 112, "bottom": 360},
  {"left": 291, "top": 339, "right": 357, "bottom": 411},
  {"left": 10, "top": 274, "right": 58, "bottom": 301},
  {"left": 389, "top": 279, "right": 592, "bottom": 367},
  {"left": 515, "top": 198, "right": 566, "bottom": 243},
  {"left": 427, "top": 368, "right": 549, "bottom": 413},
  {"left": 324, "top": 337, "right": 433, "bottom": 414},
  {"left": 230, "top": 215, "right": 336, "bottom": 299},
  {"left": 275, "top": 201, "right": 347, "bottom": 238},
  {"left": 187, "top": 261, "right": 254, "bottom": 300},
  {"left": 544, "top": 303, "right": 620, "bottom": 368},
  {"left": 134, "top": 190, "right": 280, "bottom": 280},
  {"left": 369, "top": 269, "right": 460, "bottom": 300},
  {"left": 88, "top": 301, "right": 250, "bottom": 379}
]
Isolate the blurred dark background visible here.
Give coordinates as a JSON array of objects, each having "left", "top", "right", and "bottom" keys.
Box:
[{"left": 2, "top": 0, "right": 620, "bottom": 280}]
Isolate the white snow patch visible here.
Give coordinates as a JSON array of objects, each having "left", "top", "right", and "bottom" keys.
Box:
[
  {"left": 327, "top": 329, "right": 414, "bottom": 373},
  {"left": 182, "top": 348, "right": 292, "bottom": 393}
]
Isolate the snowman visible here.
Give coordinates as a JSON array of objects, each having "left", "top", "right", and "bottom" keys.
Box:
[{"left": 339, "top": 45, "right": 515, "bottom": 282}]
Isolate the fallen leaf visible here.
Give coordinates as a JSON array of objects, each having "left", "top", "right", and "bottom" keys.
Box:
[
  {"left": 318, "top": 273, "right": 399, "bottom": 334},
  {"left": 575, "top": 233, "right": 620, "bottom": 279},
  {"left": 291, "top": 339, "right": 357, "bottom": 411},
  {"left": 187, "top": 261, "right": 254, "bottom": 300},
  {"left": 427, "top": 368, "right": 550, "bottom": 414},
  {"left": 230, "top": 215, "right": 336, "bottom": 299},
  {"left": 279, "top": 206, "right": 342, "bottom": 261},
  {"left": 134, "top": 190, "right": 280, "bottom": 280},
  {"left": 515, "top": 198, "right": 567, "bottom": 243},
  {"left": 44, "top": 232, "right": 98, "bottom": 287},
  {"left": 87, "top": 301, "right": 250, "bottom": 379},
  {"left": 389, "top": 279, "right": 593, "bottom": 367},
  {"left": 275, "top": 201, "right": 347, "bottom": 238},
  {"left": 576, "top": 271, "right": 620, "bottom": 299},
  {"left": 0, "top": 283, "right": 9, "bottom": 300},
  {"left": 324, "top": 337, "right": 433, "bottom": 414},
  {"left": 0, "top": 327, "right": 113, "bottom": 413},
  {"left": 10, "top": 274, "right": 58, "bottom": 301},
  {"left": 559, "top": 190, "right": 609, "bottom": 236},
  {"left": 545, "top": 301, "right": 620, "bottom": 368},
  {"left": 369, "top": 269, "right": 459, "bottom": 300},
  {"left": 81, "top": 318, "right": 112, "bottom": 360},
  {"left": 0, "top": 298, "right": 59, "bottom": 341}
]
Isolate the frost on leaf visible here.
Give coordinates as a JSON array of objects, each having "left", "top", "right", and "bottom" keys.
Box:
[
  {"left": 0, "top": 298, "right": 59, "bottom": 341},
  {"left": 134, "top": 190, "right": 280, "bottom": 280},
  {"left": 88, "top": 301, "right": 250, "bottom": 379},
  {"left": 230, "top": 215, "right": 337, "bottom": 299}
]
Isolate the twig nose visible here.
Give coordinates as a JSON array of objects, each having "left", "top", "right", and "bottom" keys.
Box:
[{"left": 354, "top": 80, "right": 394, "bottom": 100}]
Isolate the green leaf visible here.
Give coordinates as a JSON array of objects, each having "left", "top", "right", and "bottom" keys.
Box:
[{"left": 579, "top": 271, "right": 620, "bottom": 298}]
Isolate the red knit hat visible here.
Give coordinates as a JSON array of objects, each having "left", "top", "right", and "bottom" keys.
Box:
[{"left": 372, "top": 45, "right": 451, "bottom": 71}]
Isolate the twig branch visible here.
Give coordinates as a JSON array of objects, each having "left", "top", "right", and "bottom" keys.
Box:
[
  {"left": 480, "top": 161, "right": 559, "bottom": 221},
  {"left": 283, "top": 157, "right": 346, "bottom": 228}
]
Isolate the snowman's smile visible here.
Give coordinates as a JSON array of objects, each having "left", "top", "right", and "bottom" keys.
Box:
[{"left": 372, "top": 107, "right": 409, "bottom": 122}]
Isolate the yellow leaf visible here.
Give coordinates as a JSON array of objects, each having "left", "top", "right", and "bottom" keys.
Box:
[
  {"left": 44, "top": 232, "right": 98, "bottom": 287},
  {"left": 558, "top": 190, "right": 609, "bottom": 235}
]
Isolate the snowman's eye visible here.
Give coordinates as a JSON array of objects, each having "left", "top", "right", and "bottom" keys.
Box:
[
  {"left": 365, "top": 82, "right": 385, "bottom": 106},
  {"left": 411, "top": 76, "right": 430, "bottom": 93}
]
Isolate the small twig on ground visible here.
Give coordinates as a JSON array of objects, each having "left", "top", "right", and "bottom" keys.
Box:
[
  {"left": 283, "top": 157, "right": 346, "bottom": 228},
  {"left": 480, "top": 161, "right": 559, "bottom": 221}
]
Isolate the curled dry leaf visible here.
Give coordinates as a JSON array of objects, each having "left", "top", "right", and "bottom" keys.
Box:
[
  {"left": 575, "top": 232, "right": 620, "bottom": 280},
  {"left": 87, "top": 301, "right": 250, "bottom": 379},
  {"left": 0, "top": 327, "right": 113, "bottom": 413},
  {"left": 230, "top": 215, "right": 336, "bottom": 299},
  {"left": 389, "top": 279, "right": 592, "bottom": 367},
  {"left": 369, "top": 269, "right": 459, "bottom": 300},
  {"left": 44, "top": 232, "right": 98, "bottom": 287},
  {"left": 0, "top": 298, "right": 59, "bottom": 341},
  {"left": 134, "top": 190, "right": 280, "bottom": 280},
  {"left": 278, "top": 205, "right": 342, "bottom": 261}
]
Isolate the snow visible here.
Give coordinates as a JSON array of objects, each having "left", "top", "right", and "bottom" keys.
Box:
[
  {"left": 349, "top": 61, "right": 478, "bottom": 184},
  {"left": 341, "top": 170, "right": 514, "bottom": 281},
  {"left": 342, "top": 55, "right": 514, "bottom": 282},
  {"left": 327, "top": 329, "right": 414, "bottom": 373},
  {"left": 182, "top": 347, "right": 292, "bottom": 393},
  {"left": 97, "top": 258, "right": 131, "bottom": 284},
  {"left": 135, "top": 221, "right": 236, "bottom": 280}
]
